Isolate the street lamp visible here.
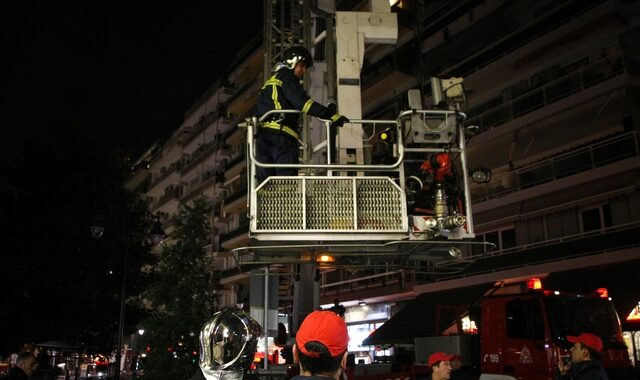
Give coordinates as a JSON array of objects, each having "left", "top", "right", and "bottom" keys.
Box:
[{"left": 91, "top": 212, "right": 166, "bottom": 380}]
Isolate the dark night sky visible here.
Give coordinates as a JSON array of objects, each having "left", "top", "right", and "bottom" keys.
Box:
[{"left": 2, "top": 1, "right": 262, "bottom": 161}]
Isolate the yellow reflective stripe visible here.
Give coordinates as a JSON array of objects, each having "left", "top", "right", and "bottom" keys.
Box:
[
  {"left": 261, "top": 74, "right": 282, "bottom": 109},
  {"left": 272, "top": 83, "right": 281, "bottom": 109},
  {"left": 261, "top": 74, "right": 282, "bottom": 89},
  {"left": 260, "top": 121, "right": 300, "bottom": 140},
  {"left": 331, "top": 113, "right": 341, "bottom": 122},
  {"left": 301, "top": 99, "right": 313, "bottom": 114},
  {"left": 264, "top": 78, "right": 282, "bottom": 86}
]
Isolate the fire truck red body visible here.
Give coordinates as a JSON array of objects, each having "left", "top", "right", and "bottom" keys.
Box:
[{"left": 412, "top": 279, "right": 633, "bottom": 379}]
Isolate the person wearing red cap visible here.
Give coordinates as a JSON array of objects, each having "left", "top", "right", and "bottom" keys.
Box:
[
  {"left": 427, "top": 352, "right": 454, "bottom": 380},
  {"left": 557, "top": 332, "right": 607, "bottom": 380},
  {"left": 293, "top": 310, "right": 350, "bottom": 380}
]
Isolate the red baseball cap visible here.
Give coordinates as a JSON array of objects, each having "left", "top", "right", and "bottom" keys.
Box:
[
  {"left": 428, "top": 352, "right": 455, "bottom": 367},
  {"left": 567, "top": 333, "right": 603, "bottom": 353},
  {"left": 296, "top": 311, "right": 349, "bottom": 358}
]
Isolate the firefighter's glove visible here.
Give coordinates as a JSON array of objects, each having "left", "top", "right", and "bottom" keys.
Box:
[
  {"left": 330, "top": 114, "right": 349, "bottom": 128},
  {"left": 326, "top": 103, "right": 337, "bottom": 116}
]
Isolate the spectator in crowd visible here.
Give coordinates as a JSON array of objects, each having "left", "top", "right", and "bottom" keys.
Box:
[
  {"left": 449, "top": 354, "right": 471, "bottom": 380},
  {"left": 557, "top": 332, "right": 607, "bottom": 380},
  {"left": 427, "top": 352, "right": 453, "bottom": 380},
  {"left": 292, "top": 310, "right": 349, "bottom": 380},
  {"left": 5, "top": 352, "right": 37, "bottom": 380}
]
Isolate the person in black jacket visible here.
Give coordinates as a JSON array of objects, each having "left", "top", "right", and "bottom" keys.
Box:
[
  {"left": 557, "top": 332, "right": 608, "bottom": 380},
  {"left": 255, "top": 46, "right": 349, "bottom": 182},
  {"left": 5, "top": 352, "right": 36, "bottom": 380},
  {"left": 449, "top": 354, "right": 472, "bottom": 380}
]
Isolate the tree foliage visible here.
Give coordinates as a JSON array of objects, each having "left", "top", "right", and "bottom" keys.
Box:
[
  {"left": 0, "top": 122, "right": 151, "bottom": 355},
  {"left": 140, "top": 197, "right": 218, "bottom": 380}
]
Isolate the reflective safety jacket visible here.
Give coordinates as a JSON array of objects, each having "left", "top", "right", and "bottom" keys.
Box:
[{"left": 256, "top": 66, "right": 334, "bottom": 140}]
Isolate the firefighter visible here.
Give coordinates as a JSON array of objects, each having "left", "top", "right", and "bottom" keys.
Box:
[
  {"left": 255, "top": 46, "right": 349, "bottom": 181},
  {"left": 291, "top": 310, "right": 349, "bottom": 380},
  {"left": 557, "top": 333, "right": 607, "bottom": 380}
]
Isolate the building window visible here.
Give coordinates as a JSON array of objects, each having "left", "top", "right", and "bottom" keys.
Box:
[
  {"left": 580, "top": 204, "right": 612, "bottom": 232},
  {"left": 473, "top": 227, "right": 516, "bottom": 254},
  {"left": 501, "top": 228, "right": 516, "bottom": 249}
]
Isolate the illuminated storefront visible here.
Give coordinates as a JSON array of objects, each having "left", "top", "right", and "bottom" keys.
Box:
[
  {"left": 343, "top": 303, "right": 391, "bottom": 364},
  {"left": 622, "top": 302, "right": 640, "bottom": 371}
]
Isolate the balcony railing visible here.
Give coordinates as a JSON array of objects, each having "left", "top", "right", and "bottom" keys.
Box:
[
  {"left": 183, "top": 110, "right": 220, "bottom": 146},
  {"left": 150, "top": 160, "right": 182, "bottom": 188},
  {"left": 467, "top": 51, "right": 631, "bottom": 131},
  {"left": 471, "top": 131, "right": 639, "bottom": 202},
  {"left": 225, "top": 147, "right": 246, "bottom": 170},
  {"left": 153, "top": 186, "right": 182, "bottom": 210},
  {"left": 181, "top": 140, "right": 220, "bottom": 174},
  {"left": 433, "top": 221, "right": 640, "bottom": 280},
  {"left": 182, "top": 170, "right": 220, "bottom": 201},
  {"left": 224, "top": 185, "right": 248, "bottom": 205},
  {"left": 219, "top": 222, "right": 250, "bottom": 244},
  {"left": 320, "top": 270, "right": 404, "bottom": 296}
]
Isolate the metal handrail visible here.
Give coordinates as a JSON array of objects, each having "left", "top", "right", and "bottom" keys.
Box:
[
  {"left": 243, "top": 109, "right": 468, "bottom": 171},
  {"left": 243, "top": 110, "right": 405, "bottom": 171}
]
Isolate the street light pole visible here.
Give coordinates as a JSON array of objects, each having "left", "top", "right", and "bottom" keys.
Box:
[
  {"left": 92, "top": 211, "right": 165, "bottom": 380},
  {"left": 114, "top": 242, "right": 129, "bottom": 380}
]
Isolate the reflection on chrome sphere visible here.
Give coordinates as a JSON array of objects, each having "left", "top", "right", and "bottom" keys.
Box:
[{"left": 199, "top": 308, "right": 262, "bottom": 380}]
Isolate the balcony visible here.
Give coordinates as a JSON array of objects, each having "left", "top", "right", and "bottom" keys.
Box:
[
  {"left": 182, "top": 110, "right": 220, "bottom": 147},
  {"left": 219, "top": 222, "right": 250, "bottom": 250},
  {"left": 152, "top": 186, "right": 182, "bottom": 211},
  {"left": 223, "top": 147, "right": 246, "bottom": 179},
  {"left": 320, "top": 270, "right": 406, "bottom": 302},
  {"left": 467, "top": 51, "right": 631, "bottom": 131},
  {"left": 181, "top": 140, "right": 220, "bottom": 174},
  {"left": 437, "top": 221, "right": 640, "bottom": 281},
  {"left": 223, "top": 186, "right": 248, "bottom": 214},
  {"left": 150, "top": 160, "right": 182, "bottom": 188},
  {"left": 181, "top": 169, "right": 218, "bottom": 202},
  {"left": 471, "top": 131, "right": 639, "bottom": 202}
]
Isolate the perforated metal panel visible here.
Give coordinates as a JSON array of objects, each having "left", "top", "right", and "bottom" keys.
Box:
[
  {"left": 252, "top": 177, "right": 407, "bottom": 235},
  {"left": 255, "top": 178, "right": 304, "bottom": 230}
]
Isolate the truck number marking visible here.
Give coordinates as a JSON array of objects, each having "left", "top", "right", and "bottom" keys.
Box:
[{"left": 483, "top": 353, "right": 500, "bottom": 363}]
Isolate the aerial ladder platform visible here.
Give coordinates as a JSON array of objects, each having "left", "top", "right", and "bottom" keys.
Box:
[{"left": 234, "top": 0, "right": 492, "bottom": 272}]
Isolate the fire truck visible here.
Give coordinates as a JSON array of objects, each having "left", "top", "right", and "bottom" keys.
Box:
[{"left": 410, "top": 278, "right": 634, "bottom": 380}]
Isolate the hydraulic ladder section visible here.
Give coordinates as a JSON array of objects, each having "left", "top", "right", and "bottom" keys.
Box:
[{"left": 263, "top": 0, "right": 311, "bottom": 82}]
